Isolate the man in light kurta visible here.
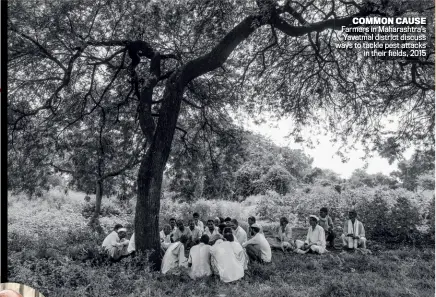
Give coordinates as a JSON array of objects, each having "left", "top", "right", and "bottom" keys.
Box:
[
  {"left": 295, "top": 215, "right": 326, "bottom": 254},
  {"left": 188, "top": 219, "right": 203, "bottom": 245},
  {"left": 188, "top": 234, "right": 212, "bottom": 279},
  {"left": 161, "top": 235, "right": 189, "bottom": 275},
  {"left": 341, "top": 210, "right": 367, "bottom": 249},
  {"left": 210, "top": 233, "right": 245, "bottom": 282},
  {"left": 204, "top": 220, "right": 221, "bottom": 244},
  {"left": 242, "top": 223, "right": 272, "bottom": 263},
  {"left": 193, "top": 212, "right": 204, "bottom": 231},
  {"left": 127, "top": 232, "right": 135, "bottom": 254},
  {"left": 101, "top": 224, "right": 130, "bottom": 260},
  {"left": 160, "top": 224, "right": 172, "bottom": 250},
  {"left": 268, "top": 217, "right": 295, "bottom": 251},
  {"left": 231, "top": 219, "right": 247, "bottom": 245},
  {"left": 172, "top": 220, "right": 193, "bottom": 244}
]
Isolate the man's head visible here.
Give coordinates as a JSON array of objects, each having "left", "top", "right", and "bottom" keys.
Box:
[
  {"left": 248, "top": 216, "right": 256, "bottom": 226},
  {"left": 218, "top": 223, "right": 227, "bottom": 235},
  {"left": 224, "top": 233, "right": 234, "bottom": 242},
  {"left": 320, "top": 207, "right": 328, "bottom": 218},
  {"left": 348, "top": 209, "right": 357, "bottom": 220},
  {"left": 188, "top": 219, "right": 195, "bottom": 229},
  {"left": 251, "top": 223, "right": 260, "bottom": 234},
  {"left": 177, "top": 220, "right": 185, "bottom": 231},
  {"left": 219, "top": 217, "right": 225, "bottom": 223},
  {"left": 224, "top": 217, "right": 232, "bottom": 224},
  {"left": 180, "top": 235, "right": 189, "bottom": 244},
  {"left": 169, "top": 218, "right": 176, "bottom": 229},
  {"left": 309, "top": 215, "right": 318, "bottom": 227},
  {"left": 114, "top": 224, "right": 123, "bottom": 231},
  {"left": 200, "top": 234, "right": 210, "bottom": 245},
  {"left": 280, "top": 217, "right": 288, "bottom": 227},
  {"left": 231, "top": 219, "right": 238, "bottom": 230},
  {"left": 223, "top": 227, "right": 233, "bottom": 236},
  {"left": 117, "top": 227, "right": 127, "bottom": 239},
  {"left": 193, "top": 212, "right": 200, "bottom": 223},
  {"left": 214, "top": 217, "right": 220, "bottom": 226},
  {"left": 207, "top": 219, "right": 215, "bottom": 230},
  {"left": 163, "top": 224, "right": 172, "bottom": 235}
]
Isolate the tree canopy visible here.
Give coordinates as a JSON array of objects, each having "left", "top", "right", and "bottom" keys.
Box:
[{"left": 8, "top": 0, "right": 435, "bottom": 268}]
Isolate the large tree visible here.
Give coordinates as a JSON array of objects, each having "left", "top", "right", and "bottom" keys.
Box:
[{"left": 8, "top": 0, "right": 434, "bottom": 268}]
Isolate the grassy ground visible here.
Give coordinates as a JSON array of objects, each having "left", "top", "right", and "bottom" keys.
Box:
[{"left": 7, "top": 190, "right": 435, "bottom": 297}]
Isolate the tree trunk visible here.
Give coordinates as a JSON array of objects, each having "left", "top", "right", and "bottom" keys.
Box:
[
  {"left": 89, "top": 180, "right": 103, "bottom": 230},
  {"left": 135, "top": 75, "right": 184, "bottom": 270}
]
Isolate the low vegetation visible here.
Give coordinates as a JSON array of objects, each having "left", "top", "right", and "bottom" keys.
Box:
[{"left": 8, "top": 188, "right": 435, "bottom": 297}]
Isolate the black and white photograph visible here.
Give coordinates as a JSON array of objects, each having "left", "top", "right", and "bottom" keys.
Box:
[{"left": 4, "top": 0, "right": 435, "bottom": 296}]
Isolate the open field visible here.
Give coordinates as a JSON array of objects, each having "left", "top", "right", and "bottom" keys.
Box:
[{"left": 7, "top": 190, "right": 435, "bottom": 297}]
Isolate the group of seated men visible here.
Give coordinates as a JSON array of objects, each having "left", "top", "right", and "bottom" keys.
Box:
[{"left": 101, "top": 209, "right": 367, "bottom": 282}]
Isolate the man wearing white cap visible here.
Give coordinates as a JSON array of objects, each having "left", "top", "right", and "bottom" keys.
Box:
[
  {"left": 295, "top": 215, "right": 326, "bottom": 254},
  {"left": 101, "top": 224, "right": 130, "bottom": 260},
  {"left": 242, "top": 223, "right": 271, "bottom": 263}
]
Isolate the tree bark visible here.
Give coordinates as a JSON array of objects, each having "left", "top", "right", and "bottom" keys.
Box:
[
  {"left": 89, "top": 179, "right": 103, "bottom": 230},
  {"left": 135, "top": 72, "right": 184, "bottom": 270}
]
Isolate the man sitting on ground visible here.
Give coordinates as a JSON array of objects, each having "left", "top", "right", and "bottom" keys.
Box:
[
  {"left": 204, "top": 219, "right": 220, "bottom": 242},
  {"left": 319, "top": 207, "right": 335, "bottom": 248},
  {"left": 295, "top": 215, "right": 326, "bottom": 254},
  {"left": 169, "top": 218, "right": 177, "bottom": 232},
  {"left": 210, "top": 233, "right": 245, "bottom": 282},
  {"left": 101, "top": 224, "right": 130, "bottom": 261},
  {"left": 231, "top": 219, "right": 247, "bottom": 245},
  {"left": 247, "top": 216, "right": 263, "bottom": 239},
  {"left": 160, "top": 224, "right": 173, "bottom": 251},
  {"left": 193, "top": 212, "right": 204, "bottom": 231},
  {"left": 171, "top": 220, "right": 192, "bottom": 245},
  {"left": 127, "top": 232, "right": 135, "bottom": 255},
  {"left": 188, "top": 219, "right": 203, "bottom": 248},
  {"left": 161, "top": 235, "right": 189, "bottom": 275},
  {"left": 242, "top": 223, "right": 271, "bottom": 263},
  {"left": 269, "top": 217, "right": 295, "bottom": 251},
  {"left": 341, "top": 209, "right": 367, "bottom": 249},
  {"left": 188, "top": 234, "right": 212, "bottom": 279}
]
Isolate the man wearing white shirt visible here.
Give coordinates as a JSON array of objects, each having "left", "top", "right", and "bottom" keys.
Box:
[
  {"left": 160, "top": 224, "right": 172, "bottom": 250},
  {"left": 242, "top": 223, "right": 271, "bottom": 263},
  {"left": 101, "top": 224, "right": 130, "bottom": 261},
  {"left": 193, "top": 212, "right": 204, "bottom": 231},
  {"left": 231, "top": 219, "right": 247, "bottom": 245},
  {"left": 188, "top": 234, "right": 212, "bottom": 279},
  {"left": 204, "top": 220, "right": 219, "bottom": 238},
  {"left": 295, "top": 215, "right": 326, "bottom": 254},
  {"left": 188, "top": 219, "right": 203, "bottom": 248}
]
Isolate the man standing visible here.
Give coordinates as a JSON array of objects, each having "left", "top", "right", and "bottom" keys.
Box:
[
  {"left": 242, "top": 223, "right": 271, "bottom": 263},
  {"left": 188, "top": 234, "right": 212, "bottom": 279},
  {"left": 231, "top": 219, "right": 247, "bottom": 245},
  {"left": 295, "top": 215, "right": 326, "bottom": 254},
  {"left": 101, "top": 224, "right": 130, "bottom": 261},
  {"left": 341, "top": 209, "right": 367, "bottom": 249},
  {"left": 319, "top": 207, "right": 335, "bottom": 248},
  {"left": 193, "top": 212, "right": 204, "bottom": 231}
]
